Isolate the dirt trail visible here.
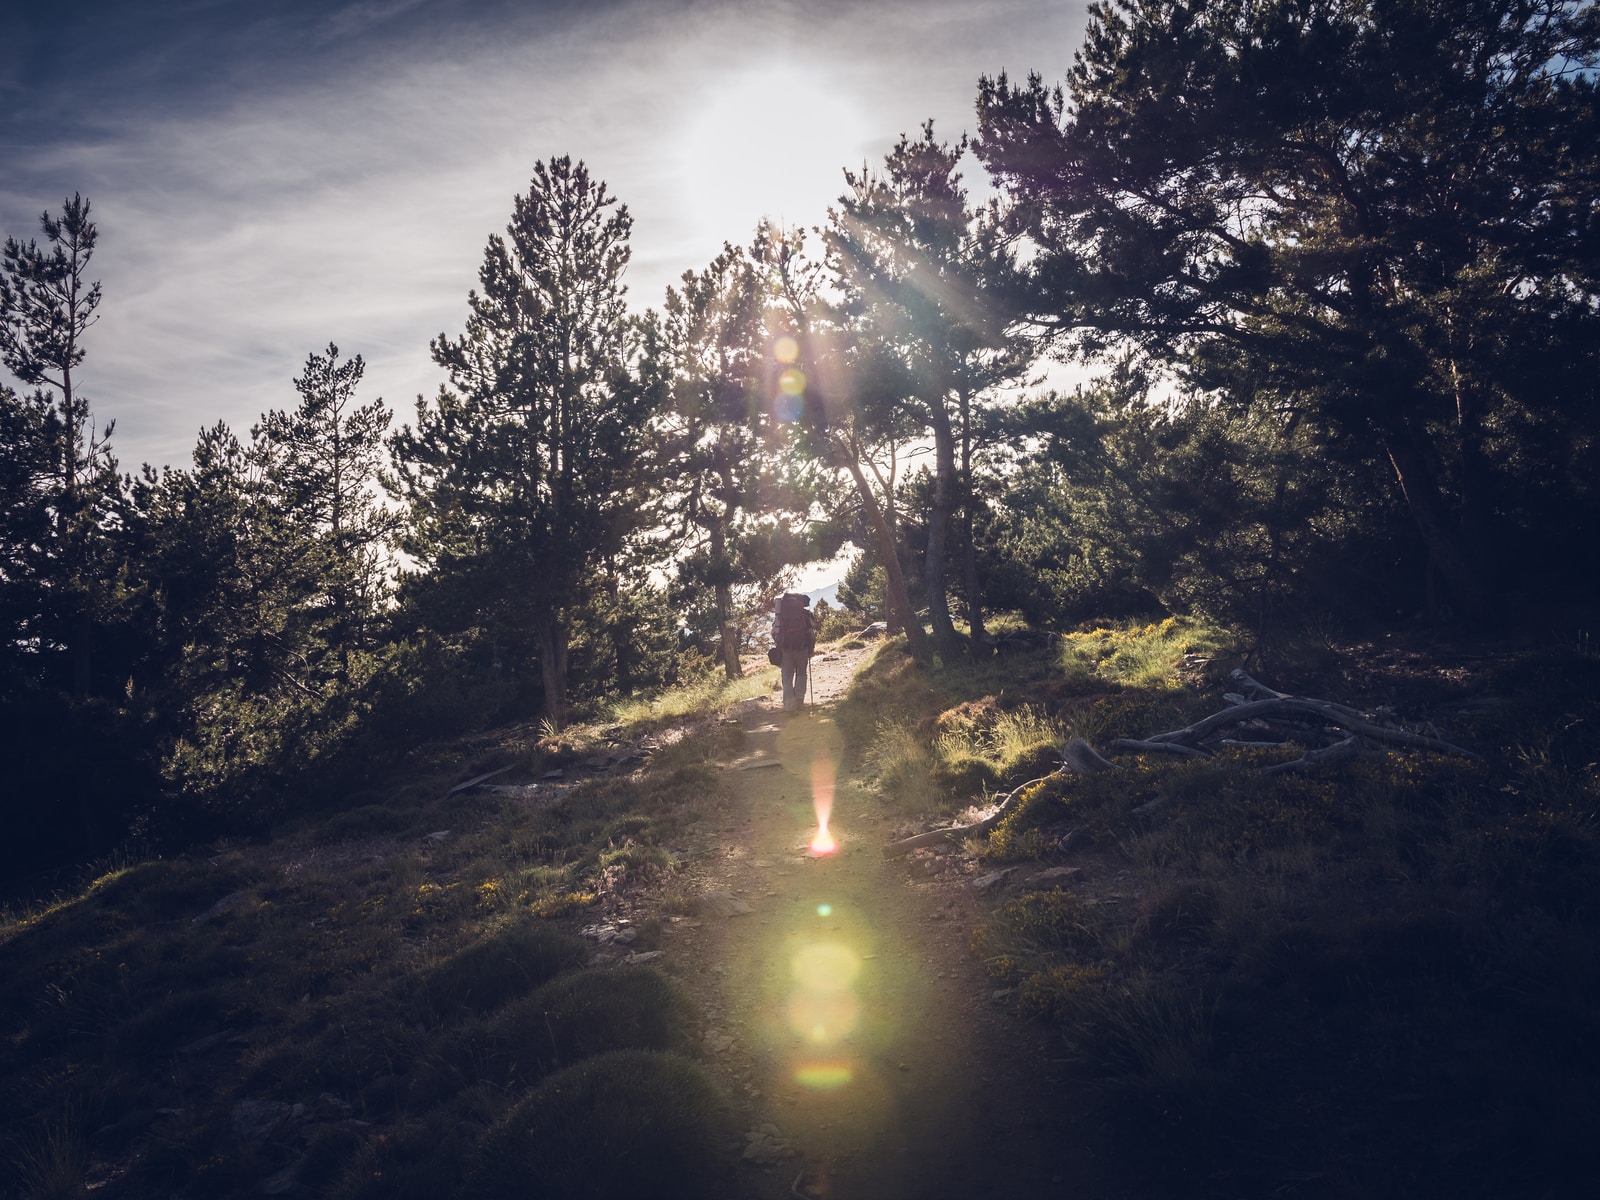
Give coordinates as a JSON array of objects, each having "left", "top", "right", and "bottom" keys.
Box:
[{"left": 660, "top": 650, "right": 1101, "bottom": 1200}]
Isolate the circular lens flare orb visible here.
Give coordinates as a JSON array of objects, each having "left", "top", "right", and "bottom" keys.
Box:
[
  {"left": 787, "top": 989, "right": 860, "bottom": 1044},
  {"left": 788, "top": 942, "right": 861, "bottom": 1045},
  {"left": 791, "top": 943, "right": 861, "bottom": 991},
  {"left": 795, "top": 1061, "right": 854, "bottom": 1090},
  {"left": 774, "top": 335, "right": 800, "bottom": 364}
]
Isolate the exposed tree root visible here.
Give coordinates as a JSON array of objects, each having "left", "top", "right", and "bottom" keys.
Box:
[
  {"left": 883, "top": 672, "right": 1480, "bottom": 856},
  {"left": 882, "top": 739, "right": 1108, "bottom": 858}
]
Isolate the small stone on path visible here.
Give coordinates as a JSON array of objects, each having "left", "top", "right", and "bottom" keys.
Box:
[
  {"left": 970, "top": 867, "right": 1018, "bottom": 892},
  {"left": 696, "top": 891, "right": 753, "bottom": 918}
]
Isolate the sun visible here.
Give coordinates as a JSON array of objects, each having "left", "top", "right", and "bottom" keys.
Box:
[{"left": 675, "top": 63, "right": 874, "bottom": 245}]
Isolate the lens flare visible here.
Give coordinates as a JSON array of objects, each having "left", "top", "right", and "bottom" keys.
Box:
[
  {"left": 779, "top": 366, "right": 806, "bottom": 395},
  {"left": 774, "top": 335, "right": 800, "bottom": 363},
  {"left": 809, "top": 755, "right": 837, "bottom": 855},
  {"left": 788, "top": 942, "right": 861, "bottom": 1046},
  {"left": 794, "top": 1061, "right": 855, "bottom": 1090},
  {"left": 816, "top": 903, "right": 832, "bottom": 917},
  {"left": 774, "top": 392, "right": 804, "bottom": 423},
  {"left": 791, "top": 942, "right": 861, "bottom": 991}
]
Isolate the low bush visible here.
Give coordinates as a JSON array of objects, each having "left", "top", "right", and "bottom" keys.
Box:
[
  {"left": 474, "top": 964, "right": 698, "bottom": 1085},
  {"left": 470, "top": 1050, "right": 731, "bottom": 1200},
  {"left": 420, "top": 921, "right": 587, "bottom": 1019}
]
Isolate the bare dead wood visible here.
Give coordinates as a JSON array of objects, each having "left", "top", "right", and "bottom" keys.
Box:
[
  {"left": 1260, "top": 734, "right": 1361, "bottom": 776},
  {"left": 882, "top": 739, "right": 1110, "bottom": 858},
  {"left": 446, "top": 764, "right": 516, "bottom": 796},
  {"left": 1108, "top": 738, "right": 1209, "bottom": 758},
  {"left": 1062, "top": 737, "right": 1116, "bottom": 773},
  {"left": 1143, "top": 697, "right": 1480, "bottom": 760},
  {"left": 1230, "top": 668, "right": 1371, "bottom": 724},
  {"left": 881, "top": 675, "right": 1479, "bottom": 856}
]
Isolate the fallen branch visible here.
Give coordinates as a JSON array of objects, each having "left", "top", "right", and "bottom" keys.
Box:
[
  {"left": 1260, "top": 734, "right": 1361, "bottom": 776},
  {"left": 882, "top": 739, "right": 1108, "bottom": 858},
  {"left": 1230, "top": 668, "right": 1373, "bottom": 725},
  {"left": 1140, "top": 697, "right": 1480, "bottom": 761},
  {"left": 446, "top": 764, "right": 516, "bottom": 796},
  {"left": 1107, "top": 738, "right": 1209, "bottom": 758},
  {"left": 883, "top": 675, "right": 1480, "bottom": 857}
]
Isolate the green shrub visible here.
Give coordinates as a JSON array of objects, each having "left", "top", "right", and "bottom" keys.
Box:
[
  {"left": 1060, "top": 617, "right": 1235, "bottom": 689},
  {"left": 470, "top": 1050, "right": 731, "bottom": 1200},
  {"left": 975, "top": 890, "right": 1106, "bottom": 966},
  {"left": 421, "top": 922, "right": 587, "bottom": 1018},
  {"left": 328, "top": 1108, "right": 482, "bottom": 1200},
  {"left": 471, "top": 964, "right": 698, "bottom": 1086}
]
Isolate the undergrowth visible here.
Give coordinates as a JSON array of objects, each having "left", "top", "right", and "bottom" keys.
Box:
[
  {"left": 856, "top": 621, "right": 1600, "bottom": 1198},
  {"left": 0, "top": 683, "right": 748, "bottom": 1200}
]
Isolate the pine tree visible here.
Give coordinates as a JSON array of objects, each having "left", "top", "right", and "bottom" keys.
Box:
[
  {"left": 826, "top": 124, "right": 1028, "bottom": 660},
  {"left": 263, "top": 344, "right": 394, "bottom": 679},
  {"left": 661, "top": 240, "right": 814, "bottom": 678},
  {"left": 975, "top": 0, "right": 1600, "bottom": 618},
  {"left": 763, "top": 224, "right": 931, "bottom": 661},
  {"left": 389, "top": 157, "right": 653, "bottom": 727},
  {"left": 0, "top": 195, "right": 120, "bottom": 697}
]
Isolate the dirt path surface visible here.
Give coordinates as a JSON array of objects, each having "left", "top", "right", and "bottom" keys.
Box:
[{"left": 657, "top": 646, "right": 1101, "bottom": 1200}]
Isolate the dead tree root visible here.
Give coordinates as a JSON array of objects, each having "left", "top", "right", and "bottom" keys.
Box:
[{"left": 882, "top": 673, "right": 1479, "bottom": 856}]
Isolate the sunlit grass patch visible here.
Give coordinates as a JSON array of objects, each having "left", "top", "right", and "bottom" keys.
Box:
[
  {"left": 1060, "top": 616, "right": 1235, "bottom": 689},
  {"left": 606, "top": 651, "right": 771, "bottom": 726}
]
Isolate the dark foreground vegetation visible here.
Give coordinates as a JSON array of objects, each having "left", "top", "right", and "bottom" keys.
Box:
[
  {"left": 841, "top": 623, "right": 1600, "bottom": 1197},
  {"left": 3, "top": 627, "right": 1595, "bottom": 1199},
  {"left": 3, "top": 2, "right": 1598, "bottom": 1196},
  {"left": 1, "top": 684, "right": 758, "bottom": 1199}
]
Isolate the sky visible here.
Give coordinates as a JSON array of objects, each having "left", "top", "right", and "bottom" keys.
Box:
[{"left": 2, "top": 0, "right": 1088, "bottom": 474}]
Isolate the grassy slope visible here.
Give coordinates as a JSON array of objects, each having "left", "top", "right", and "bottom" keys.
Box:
[
  {"left": 4, "top": 626, "right": 1598, "bottom": 1199},
  {"left": 0, "top": 667, "right": 773, "bottom": 1200},
  {"left": 836, "top": 619, "right": 1600, "bottom": 1199}
]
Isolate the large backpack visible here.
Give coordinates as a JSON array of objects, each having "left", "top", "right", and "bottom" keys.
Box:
[{"left": 778, "top": 593, "right": 814, "bottom": 654}]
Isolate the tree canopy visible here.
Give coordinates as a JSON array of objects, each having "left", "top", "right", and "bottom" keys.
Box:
[{"left": 974, "top": 0, "right": 1600, "bottom": 616}]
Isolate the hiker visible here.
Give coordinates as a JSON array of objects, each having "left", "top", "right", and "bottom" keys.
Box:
[{"left": 770, "top": 592, "right": 818, "bottom": 714}]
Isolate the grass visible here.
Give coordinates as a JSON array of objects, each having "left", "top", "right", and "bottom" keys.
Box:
[
  {"left": 470, "top": 1050, "right": 732, "bottom": 1200},
  {"left": 605, "top": 651, "right": 772, "bottom": 725},
  {"left": 853, "top": 627, "right": 1600, "bottom": 1198},
  {"left": 1059, "top": 616, "right": 1237, "bottom": 689},
  {"left": 7, "top": 621, "right": 1598, "bottom": 1198},
  {"left": 839, "top": 634, "right": 1073, "bottom": 809},
  {"left": 837, "top": 622, "right": 1600, "bottom": 1196},
  {"left": 0, "top": 670, "right": 754, "bottom": 1200}
]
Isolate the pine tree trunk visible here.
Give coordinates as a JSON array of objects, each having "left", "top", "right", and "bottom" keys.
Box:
[
  {"left": 958, "top": 386, "right": 986, "bottom": 661},
  {"left": 841, "top": 453, "right": 928, "bottom": 662},
  {"left": 711, "top": 523, "right": 741, "bottom": 679},
  {"left": 537, "top": 616, "right": 570, "bottom": 730},
  {"left": 1381, "top": 429, "right": 1490, "bottom": 620},
  {"left": 925, "top": 397, "right": 960, "bottom": 661}
]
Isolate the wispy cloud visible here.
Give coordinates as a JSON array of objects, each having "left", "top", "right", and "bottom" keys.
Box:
[{"left": 3, "top": 0, "right": 1087, "bottom": 471}]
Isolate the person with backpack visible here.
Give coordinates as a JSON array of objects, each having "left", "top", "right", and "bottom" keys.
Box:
[{"left": 769, "top": 592, "right": 818, "bottom": 714}]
